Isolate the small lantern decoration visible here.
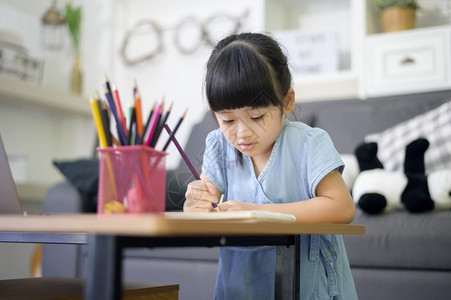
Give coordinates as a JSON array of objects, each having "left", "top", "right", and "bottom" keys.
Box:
[{"left": 41, "top": 1, "right": 65, "bottom": 50}]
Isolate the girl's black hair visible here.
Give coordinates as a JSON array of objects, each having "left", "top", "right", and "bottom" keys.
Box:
[
  {"left": 205, "top": 33, "right": 292, "bottom": 166},
  {"left": 205, "top": 32, "right": 292, "bottom": 112}
]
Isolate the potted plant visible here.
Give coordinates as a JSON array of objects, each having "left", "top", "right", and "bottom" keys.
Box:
[
  {"left": 65, "top": 3, "right": 82, "bottom": 94},
  {"left": 376, "top": 0, "right": 420, "bottom": 32}
]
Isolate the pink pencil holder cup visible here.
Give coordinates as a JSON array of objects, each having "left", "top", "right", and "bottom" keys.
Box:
[{"left": 97, "top": 146, "right": 167, "bottom": 214}]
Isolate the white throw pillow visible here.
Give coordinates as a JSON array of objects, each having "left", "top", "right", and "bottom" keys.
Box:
[{"left": 365, "top": 101, "right": 451, "bottom": 174}]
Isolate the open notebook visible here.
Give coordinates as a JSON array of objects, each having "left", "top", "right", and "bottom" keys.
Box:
[
  {"left": 165, "top": 211, "right": 296, "bottom": 222},
  {"left": 0, "top": 134, "right": 23, "bottom": 214}
]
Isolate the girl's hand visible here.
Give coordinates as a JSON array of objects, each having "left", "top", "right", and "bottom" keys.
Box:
[
  {"left": 184, "top": 179, "right": 219, "bottom": 212},
  {"left": 218, "top": 200, "right": 257, "bottom": 211}
]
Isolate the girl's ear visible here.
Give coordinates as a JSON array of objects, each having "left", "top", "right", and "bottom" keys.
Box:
[{"left": 283, "top": 88, "right": 295, "bottom": 115}]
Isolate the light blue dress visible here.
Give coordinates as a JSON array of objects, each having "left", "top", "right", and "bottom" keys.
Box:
[{"left": 202, "top": 120, "right": 358, "bottom": 300}]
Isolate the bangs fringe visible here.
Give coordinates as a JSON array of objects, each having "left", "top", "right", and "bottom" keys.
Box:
[{"left": 206, "top": 43, "right": 280, "bottom": 112}]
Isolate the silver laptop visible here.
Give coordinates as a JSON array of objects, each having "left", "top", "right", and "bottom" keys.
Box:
[{"left": 0, "top": 134, "right": 24, "bottom": 214}]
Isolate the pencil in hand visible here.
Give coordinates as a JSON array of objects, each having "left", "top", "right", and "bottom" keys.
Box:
[
  {"left": 164, "top": 124, "right": 200, "bottom": 180},
  {"left": 164, "top": 123, "right": 218, "bottom": 209},
  {"left": 162, "top": 109, "right": 187, "bottom": 151}
]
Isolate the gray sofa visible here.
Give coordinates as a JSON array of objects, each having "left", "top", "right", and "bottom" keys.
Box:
[{"left": 43, "top": 89, "right": 451, "bottom": 300}]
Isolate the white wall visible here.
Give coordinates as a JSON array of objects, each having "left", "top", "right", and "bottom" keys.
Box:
[
  {"left": 0, "top": 0, "right": 262, "bottom": 170},
  {"left": 0, "top": 0, "right": 262, "bottom": 280},
  {"left": 110, "top": 0, "right": 262, "bottom": 169}
]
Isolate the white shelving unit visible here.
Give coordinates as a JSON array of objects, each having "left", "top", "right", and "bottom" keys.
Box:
[
  {"left": 0, "top": 74, "right": 95, "bottom": 203},
  {"left": 261, "top": 0, "right": 451, "bottom": 101},
  {"left": 262, "top": 0, "right": 365, "bottom": 101},
  {"left": 0, "top": 75, "right": 91, "bottom": 116}
]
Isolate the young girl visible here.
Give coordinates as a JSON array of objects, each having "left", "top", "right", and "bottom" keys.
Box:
[{"left": 184, "top": 32, "right": 357, "bottom": 299}]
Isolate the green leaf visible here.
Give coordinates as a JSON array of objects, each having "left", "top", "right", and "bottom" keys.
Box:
[{"left": 65, "top": 3, "right": 82, "bottom": 51}]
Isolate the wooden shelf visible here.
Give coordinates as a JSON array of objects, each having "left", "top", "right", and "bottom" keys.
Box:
[{"left": 0, "top": 74, "right": 91, "bottom": 116}]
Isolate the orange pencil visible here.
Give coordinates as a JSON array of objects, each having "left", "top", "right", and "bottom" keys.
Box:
[{"left": 134, "top": 89, "right": 143, "bottom": 138}]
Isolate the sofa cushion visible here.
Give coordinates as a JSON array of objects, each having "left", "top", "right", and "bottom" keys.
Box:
[
  {"left": 343, "top": 208, "right": 451, "bottom": 270},
  {"left": 53, "top": 159, "right": 99, "bottom": 212},
  {"left": 299, "top": 90, "right": 451, "bottom": 154},
  {"left": 351, "top": 268, "right": 451, "bottom": 300},
  {"left": 365, "top": 100, "right": 451, "bottom": 174}
]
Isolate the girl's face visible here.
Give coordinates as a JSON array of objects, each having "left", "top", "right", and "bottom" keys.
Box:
[{"left": 214, "top": 105, "right": 285, "bottom": 161}]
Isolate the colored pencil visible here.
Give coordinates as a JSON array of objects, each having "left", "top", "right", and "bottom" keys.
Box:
[
  {"left": 149, "top": 104, "right": 163, "bottom": 147},
  {"left": 111, "top": 135, "right": 121, "bottom": 147},
  {"left": 98, "top": 98, "right": 113, "bottom": 147},
  {"left": 104, "top": 86, "right": 127, "bottom": 145},
  {"left": 140, "top": 101, "right": 156, "bottom": 145},
  {"left": 112, "top": 83, "right": 127, "bottom": 132},
  {"left": 134, "top": 88, "right": 143, "bottom": 138},
  {"left": 162, "top": 109, "right": 187, "bottom": 151},
  {"left": 164, "top": 123, "right": 217, "bottom": 209},
  {"left": 149, "top": 101, "right": 164, "bottom": 147},
  {"left": 152, "top": 101, "right": 173, "bottom": 147},
  {"left": 164, "top": 124, "right": 200, "bottom": 180},
  {"left": 145, "top": 101, "right": 163, "bottom": 147},
  {"left": 127, "top": 105, "right": 136, "bottom": 146},
  {"left": 89, "top": 93, "right": 108, "bottom": 148},
  {"left": 104, "top": 75, "right": 116, "bottom": 115}
]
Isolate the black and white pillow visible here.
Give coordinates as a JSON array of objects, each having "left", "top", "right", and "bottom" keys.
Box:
[{"left": 365, "top": 100, "right": 451, "bottom": 174}]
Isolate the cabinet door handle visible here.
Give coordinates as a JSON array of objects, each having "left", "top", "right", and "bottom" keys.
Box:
[{"left": 401, "top": 57, "right": 415, "bottom": 65}]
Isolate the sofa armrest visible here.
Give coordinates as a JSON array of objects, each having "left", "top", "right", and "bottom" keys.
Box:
[
  {"left": 43, "top": 181, "right": 84, "bottom": 213},
  {"left": 42, "top": 181, "right": 85, "bottom": 278}
]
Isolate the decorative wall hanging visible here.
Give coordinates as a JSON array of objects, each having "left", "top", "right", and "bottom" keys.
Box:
[
  {"left": 120, "top": 20, "right": 164, "bottom": 66},
  {"left": 120, "top": 9, "right": 249, "bottom": 66}
]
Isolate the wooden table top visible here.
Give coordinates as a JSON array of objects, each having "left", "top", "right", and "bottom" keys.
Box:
[{"left": 0, "top": 213, "right": 365, "bottom": 237}]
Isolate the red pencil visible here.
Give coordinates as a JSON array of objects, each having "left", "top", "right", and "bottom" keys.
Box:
[{"left": 112, "top": 83, "right": 127, "bottom": 133}]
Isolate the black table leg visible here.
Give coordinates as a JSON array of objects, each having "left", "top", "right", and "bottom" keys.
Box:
[
  {"left": 293, "top": 235, "right": 300, "bottom": 299},
  {"left": 84, "top": 234, "right": 123, "bottom": 300},
  {"left": 275, "top": 235, "right": 300, "bottom": 299}
]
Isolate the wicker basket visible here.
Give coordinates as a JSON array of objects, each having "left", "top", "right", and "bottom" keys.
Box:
[{"left": 380, "top": 6, "right": 416, "bottom": 32}]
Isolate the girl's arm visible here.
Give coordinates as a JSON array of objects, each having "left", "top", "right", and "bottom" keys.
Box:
[{"left": 218, "top": 171, "right": 355, "bottom": 224}]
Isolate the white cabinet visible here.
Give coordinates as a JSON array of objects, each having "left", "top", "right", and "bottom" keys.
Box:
[{"left": 364, "top": 25, "right": 451, "bottom": 97}]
